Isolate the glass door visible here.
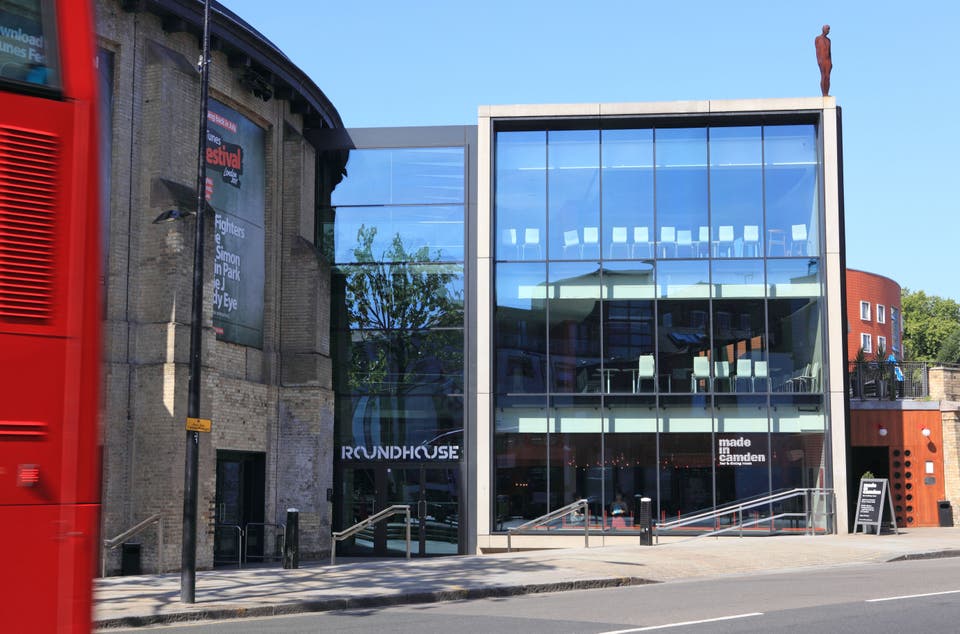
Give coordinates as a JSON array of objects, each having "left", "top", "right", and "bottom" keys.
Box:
[{"left": 338, "top": 463, "right": 462, "bottom": 557}]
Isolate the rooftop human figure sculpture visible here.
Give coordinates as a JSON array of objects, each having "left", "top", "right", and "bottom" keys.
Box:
[{"left": 815, "top": 24, "right": 832, "bottom": 96}]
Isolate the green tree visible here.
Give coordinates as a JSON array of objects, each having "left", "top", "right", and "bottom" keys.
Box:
[
  {"left": 344, "top": 224, "right": 463, "bottom": 398},
  {"left": 937, "top": 329, "right": 960, "bottom": 364},
  {"left": 901, "top": 288, "right": 960, "bottom": 361}
]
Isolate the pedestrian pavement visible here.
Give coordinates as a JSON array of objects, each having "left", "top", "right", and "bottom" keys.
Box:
[{"left": 94, "top": 527, "right": 960, "bottom": 629}]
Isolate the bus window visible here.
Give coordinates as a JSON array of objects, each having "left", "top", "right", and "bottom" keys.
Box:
[{"left": 0, "top": 0, "right": 59, "bottom": 89}]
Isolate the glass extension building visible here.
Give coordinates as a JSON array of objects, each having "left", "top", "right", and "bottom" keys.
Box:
[
  {"left": 320, "top": 98, "right": 847, "bottom": 556},
  {"left": 475, "top": 99, "right": 847, "bottom": 550}
]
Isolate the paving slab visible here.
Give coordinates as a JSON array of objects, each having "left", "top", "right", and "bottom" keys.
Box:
[{"left": 94, "top": 527, "right": 960, "bottom": 629}]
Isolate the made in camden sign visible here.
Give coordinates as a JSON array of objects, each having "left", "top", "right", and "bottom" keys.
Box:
[{"left": 716, "top": 436, "right": 766, "bottom": 466}]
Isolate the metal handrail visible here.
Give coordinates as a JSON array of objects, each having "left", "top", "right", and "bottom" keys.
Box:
[
  {"left": 330, "top": 504, "right": 411, "bottom": 564},
  {"left": 242, "top": 522, "right": 285, "bottom": 564},
  {"left": 655, "top": 488, "right": 834, "bottom": 540},
  {"left": 214, "top": 524, "right": 243, "bottom": 568},
  {"left": 102, "top": 513, "right": 163, "bottom": 576},
  {"left": 507, "top": 499, "right": 589, "bottom": 552}
]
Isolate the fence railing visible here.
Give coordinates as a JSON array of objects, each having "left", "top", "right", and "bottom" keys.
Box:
[
  {"left": 102, "top": 514, "right": 162, "bottom": 576},
  {"left": 655, "top": 488, "right": 835, "bottom": 539},
  {"left": 849, "top": 361, "right": 929, "bottom": 400},
  {"left": 506, "top": 499, "right": 590, "bottom": 552},
  {"left": 330, "top": 505, "right": 411, "bottom": 564}
]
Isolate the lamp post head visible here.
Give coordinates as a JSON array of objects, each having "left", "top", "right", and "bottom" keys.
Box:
[{"left": 153, "top": 208, "right": 196, "bottom": 224}]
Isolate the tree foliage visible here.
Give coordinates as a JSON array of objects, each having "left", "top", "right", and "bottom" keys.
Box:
[
  {"left": 937, "top": 329, "right": 960, "bottom": 364},
  {"left": 344, "top": 225, "right": 463, "bottom": 394},
  {"left": 901, "top": 288, "right": 960, "bottom": 361}
]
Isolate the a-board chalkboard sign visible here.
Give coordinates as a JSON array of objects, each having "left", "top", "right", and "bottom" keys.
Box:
[{"left": 854, "top": 478, "right": 898, "bottom": 535}]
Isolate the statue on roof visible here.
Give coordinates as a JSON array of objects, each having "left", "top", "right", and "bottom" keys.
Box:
[{"left": 815, "top": 25, "right": 832, "bottom": 96}]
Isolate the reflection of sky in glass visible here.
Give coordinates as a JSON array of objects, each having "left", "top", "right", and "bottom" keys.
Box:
[
  {"left": 330, "top": 205, "right": 464, "bottom": 264},
  {"left": 332, "top": 147, "right": 464, "bottom": 206},
  {"left": 496, "top": 262, "right": 547, "bottom": 310}
]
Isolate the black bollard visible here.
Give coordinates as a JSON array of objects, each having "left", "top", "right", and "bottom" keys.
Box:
[
  {"left": 638, "top": 497, "right": 653, "bottom": 545},
  {"left": 283, "top": 508, "right": 299, "bottom": 569}
]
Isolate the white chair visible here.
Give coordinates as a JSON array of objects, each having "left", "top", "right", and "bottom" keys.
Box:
[
  {"left": 735, "top": 358, "right": 752, "bottom": 391},
  {"left": 743, "top": 225, "right": 760, "bottom": 257},
  {"left": 691, "top": 356, "right": 710, "bottom": 392},
  {"left": 791, "top": 224, "right": 808, "bottom": 255},
  {"left": 716, "top": 225, "right": 734, "bottom": 257},
  {"left": 562, "top": 229, "right": 580, "bottom": 257},
  {"left": 660, "top": 226, "right": 676, "bottom": 257},
  {"left": 636, "top": 355, "right": 655, "bottom": 392},
  {"left": 696, "top": 226, "right": 710, "bottom": 257},
  {"left": 521, "top": 227, "right": 541, "bottom": 259},
  {"left": 502, "top": 228, "right": 518, "bottom": 258},
  {"left": 582, "top": 226, "right": 599, "bottom": 257},
  {"left": 610, "top": 226, "right": 628, "bottom": 258},
  {"left": 632, "top": 226, "right": 652, "bottom": 258},
  {"left": 753, "top": 360, "right": 768, "bottom": 392},
  {"left": 677, "top": 230, "right": 693, "bottom": 257},
  {"left": 714, "top": 360, "right": 730, "bottom": 392}
]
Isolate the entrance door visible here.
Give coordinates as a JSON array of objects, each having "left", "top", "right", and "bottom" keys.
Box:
[
  {"left": 214, "top": 451, "right": 265, "bottom": 566},
  {"left": 339, "top": 464, "right": 460, "bottom": 557}
]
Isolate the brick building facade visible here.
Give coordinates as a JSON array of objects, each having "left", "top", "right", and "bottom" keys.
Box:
[
  {"left": 846, "top": 268, "right": 902, "bottom": 359},
  {"left": 96, "top": 0, "right": 342, "bottom": 574}
]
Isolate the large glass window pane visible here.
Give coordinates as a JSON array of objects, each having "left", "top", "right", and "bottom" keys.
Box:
[
  {"left": 496, "top": 263, "right": 548, "bottom": 393},
  {"left": 548, "top": 130, "right": 600, "bottom": 260},
  {"left": 715, "top": 431, "right": 769, "bottom": 507},
  {"left": 768, "top": 298, "right": 823, "bottom": 392},
  {"left": 658, "top": 260, "right": 709, "bottom": 299},
  {"left": 603, "top": 260, "right": 655, "bottom": 300},
  {"left": 0, "top": 0, "right": 59, "bottom": 90},
  {"left": 770, "top": 395, "right": 826, "bottom": 432},
  {"left": 336, "top": 393, "right": 464, "bottom": 449},
  {"left": 710, "top": 127, "right": 763, "bottom": 258},
  {"left": 336, "top": 263, "right": 463, "bottom": 331},
  {"left": 494, "top": 395, "right": 548, "bottom": 526},
  {"left": 770, "top": 432, "right": 825, "bottom": 489},
  {"left": 764, "top": 125, "right": 819, "bottom": 257},
  {"left": 603, "top": 430, "right": 658, "bottom": 530},
  {"left": 331, "top": 148, "right": 464, "bottom": 206},
  {"left": 496, "top": 131, "right": 546, "bottom": 261},
  {"left": 602, "top": 297, "right": 654, "bottom": 393},
  {"left": 327, "top": 205, "right": 464, "bottom": 264},
  {"left": 549, "top": 396, "right": 602, "bottom": 520},
  {"left": 602, "top": 129, "right": 654, "bottom": 260},
  {"left": 712, "top": 260, "right": 765, "bottom": 298},
  {"left": 548, "top": 262, "right": 602, "bottom": 392},
  {"left": 658, "top": 299, "right": 710, "bottom": 393},
  {"left": 655, "top": 128, "right": 707, "bottom": 259},
  {"left": 659, "top": 433, "right": 713, "bottom": 518},
  {"left": 712, "top": 299, "right": 766, "bottom": 393},
  {"left": 768, "top": 258, "right": 821, "bottom": 298},
  {"left": 335, "top": 328, "right": 464, "bottom": 395}
]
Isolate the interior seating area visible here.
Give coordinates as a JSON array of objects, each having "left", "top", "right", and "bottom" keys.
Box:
[{"left": 499, "top": 223, "right": 810, "bottom": 260}]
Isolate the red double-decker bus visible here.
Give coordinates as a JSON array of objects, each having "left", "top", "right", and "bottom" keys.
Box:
[{"left": 0, "top": 0, "right": 101, "bottom": 631}]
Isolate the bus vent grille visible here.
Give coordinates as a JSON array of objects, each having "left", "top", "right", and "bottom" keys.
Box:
[
  {"left": 0, "top": 420, "right": 49, "bottom": 440},
  {"left": 0, "top": 126, "right": 59, "bottom": 321}
]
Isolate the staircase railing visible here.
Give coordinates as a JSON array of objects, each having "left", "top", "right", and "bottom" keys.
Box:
[
  {"left": 102, "top": 513, "right": 163, "bottom": 576},
  {"left": 330, "top": 504, "right": 411, "bottom": 564},
  {"left": 655, "top": 488, "right": 835, "bottom": 540},
  {"left": 506, "top": 499, "right": 589, "bottom": 552}
]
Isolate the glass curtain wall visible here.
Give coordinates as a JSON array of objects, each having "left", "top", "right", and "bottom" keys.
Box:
[
  {"left": 493, "top": 122, "right": 827, "bottom": 532},
  {"left": 327, "top": 147, "right": 465, "bottom": 553}
]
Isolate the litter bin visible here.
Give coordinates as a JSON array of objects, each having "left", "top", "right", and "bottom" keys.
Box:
[
  {"left": 120, "top": 543, "right": 141, "bottom": 576},
  {"left": 938, "top": 500, "right": 953, "bottom": 527}
]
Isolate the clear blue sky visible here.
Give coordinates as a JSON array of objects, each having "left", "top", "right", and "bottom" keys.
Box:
[{"left": 221, "top": 0, "right": 960, "bottom": 301}]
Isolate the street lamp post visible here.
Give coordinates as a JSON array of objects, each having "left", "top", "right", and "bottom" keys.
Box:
[{"left": 181, "top": 0, "right": 211, "bottom": 604}]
